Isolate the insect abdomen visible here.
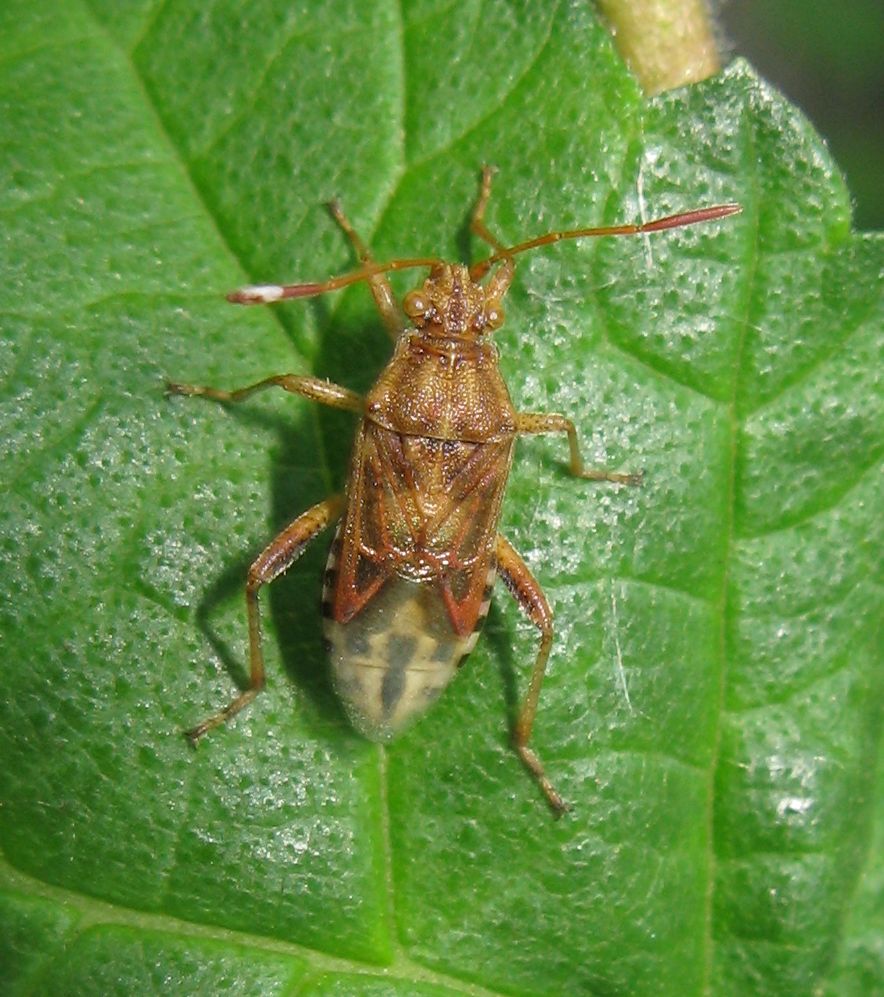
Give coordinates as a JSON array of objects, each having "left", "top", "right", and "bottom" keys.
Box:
[{"left": 323, "top": 575, "right": 489, "bottom": 741}]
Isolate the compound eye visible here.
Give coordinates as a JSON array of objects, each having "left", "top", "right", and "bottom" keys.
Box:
[
  {"left": 484, "top": 302, "right": 505, "bottom": 331},
  {"left": 404, "top": 289, "right": 430, "bottom": 321}
]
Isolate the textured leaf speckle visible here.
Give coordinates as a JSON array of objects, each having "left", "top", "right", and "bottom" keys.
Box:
[{"left": 0, "top": 2, "right": 880, "bottom": 995}]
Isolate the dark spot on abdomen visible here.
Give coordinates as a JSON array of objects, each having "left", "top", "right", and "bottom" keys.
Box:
[{"left": 380, "top": 633, "right": 417, "bottom": 717}]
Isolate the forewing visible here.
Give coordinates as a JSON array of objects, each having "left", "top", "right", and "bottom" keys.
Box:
[
  {"left": 421, "top": 435, "right": 512, "bottom": 635},
  {"left": 333, "top": 421, "right": 514, "bottom": 635},
  {"left": 332, "top": 422, "right": 397, "bottom": 623}
]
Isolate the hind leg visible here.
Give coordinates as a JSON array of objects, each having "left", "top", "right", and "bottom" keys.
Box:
[
  {"left": 185, "top": 494, "right": 345, "bottom": 741},
  {"left": 495, "top": 533, "right": 568, "bottom": 817}
]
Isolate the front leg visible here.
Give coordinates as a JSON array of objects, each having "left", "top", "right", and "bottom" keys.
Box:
[
  {"left": 185, "top": 494, "right": 345, "bottom": 742},
  {"left": 327, "top": 200, "right": 405, "bottom": 342},
  {"left": 516, "top": 412, "right": 642, "bottom": 484},
  {"left": 495, "top": 533, "right": 567, "bottom": 818}
]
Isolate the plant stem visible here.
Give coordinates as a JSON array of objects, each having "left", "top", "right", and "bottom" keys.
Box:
[{"left": 597, "top": 0, "right": 721, "bottom": 94}]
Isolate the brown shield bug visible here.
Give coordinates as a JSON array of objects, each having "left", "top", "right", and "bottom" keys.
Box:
[{"left": 168, "top": 168, "right": 739, "bottom": 815}]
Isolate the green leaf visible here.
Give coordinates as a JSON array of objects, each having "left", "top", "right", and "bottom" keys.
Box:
[{"left": 1, "top": 2, "right": 880, "bottom": 995}]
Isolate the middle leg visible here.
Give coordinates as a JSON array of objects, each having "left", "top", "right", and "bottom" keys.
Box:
[
  {"left": 516, "top": 412, "right": 642, "bottom": 484},
  {"left": 167, "top": 373, "right": 363, "bottom": 413}
]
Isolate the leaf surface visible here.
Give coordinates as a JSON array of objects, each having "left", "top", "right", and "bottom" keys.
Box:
[{"left": 0, "top": 2, "right": 880, "bottom": 995}]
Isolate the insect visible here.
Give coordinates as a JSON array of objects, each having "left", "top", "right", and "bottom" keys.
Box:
[{"left": 168, "top": 168, "right": 739, "bottom": 815}]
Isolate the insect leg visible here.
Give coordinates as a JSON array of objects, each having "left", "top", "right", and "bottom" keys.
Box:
[
  {"left": 327, "top": 199, "right": 405, "bottom": 341},
  {"left": 166, "top": 374, "right": 363, "bottom": 413},
  {"left": 185, "top": 493, "right": 346, "bottom": 742},
  {"left": 515, "top": 412, "right": 642, "bottom": 485},
  {"left": 495, "top": 532, "right": 568, "bottom": 817},
  {"left": 470, "top": 165, "right": 508, "bottom": 253}
]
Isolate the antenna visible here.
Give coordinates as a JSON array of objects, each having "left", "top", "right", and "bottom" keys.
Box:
[{"left": 469, "top": 203, "right": 742, "bottom": 278}]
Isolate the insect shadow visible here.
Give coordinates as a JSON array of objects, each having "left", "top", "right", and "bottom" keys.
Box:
[
  {"left": 481, "top": 600, "right": 522, "bottom": 733},
  {"left": 187, "top": 306, "right": 378, "bottom": 743}
]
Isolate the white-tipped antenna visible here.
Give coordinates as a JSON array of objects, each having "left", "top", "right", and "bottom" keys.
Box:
[
  {"left": 226, "top": 202, "right": 742, "bottom": 303},
  {"left": 227, "top": 257, "right": 443, "bottom": 305}
]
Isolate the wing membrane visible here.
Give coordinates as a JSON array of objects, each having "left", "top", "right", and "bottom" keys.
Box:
[{"left": 331, "top": 421, "right": 513, "bottom": 634}]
